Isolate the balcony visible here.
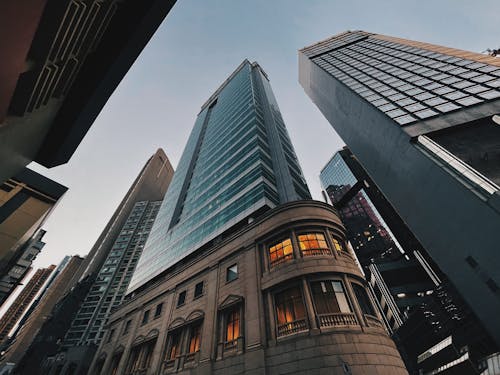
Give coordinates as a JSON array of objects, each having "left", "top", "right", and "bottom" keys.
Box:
[
  {"left": 317, "top": 313, "right": 357, "bottom": 328},
  {"left": 277, "top": 319, "right": 308, "bottom": 337},
  {"left": 301, "top": 248, "right": 332, "bottom": 257}
]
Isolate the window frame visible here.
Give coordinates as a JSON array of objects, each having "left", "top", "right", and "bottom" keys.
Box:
[
  {"left": 268, "top": 237, "right": 294, "bottom": 267},
  {"left": 226, "top": 264, "right": 238, "bottom": 283},
  {"left": 351, "top": 282, "right": 376, "bottom": 316},
  {"left": 310, "top": 279, "right": 353, "bottom": 315},
  {"left": 296, "top": 232, "right": 331, "bottom": 257},
  {"left": 142, "top": 309, "right": 150, "bottom": 325},
  {"left": 177, "top": 290, "right": 187, "bottom": 308},
  {"left": 193, "top": 281, "right": 204, "bottom": 299},
  {"left": 154, "top": 303, "right": 163, "bottom": 318},
  {"left": 273, "top": 285, "right": 308, "bottom": 337}
]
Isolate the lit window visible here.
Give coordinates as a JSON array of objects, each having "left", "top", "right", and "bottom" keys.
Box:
[
  {"left": 188, "top": 322, "right": 202, "bottom": 354},
  {"left": 331, "top": 238, "right": 344, "bottom": 252},
  {"left": 226, "top": 264, "right": 238, "bottom": 282},
  {"left": 311, "top": 280, "right": 351, "bottom": 314},
  {"left": 297, "top": 233, "right": 331, "bottom": 256},
  {"left": 269, "top": 239, "right": 293, "bottom": 266},
  {"left": 165, "top": 330, "right": 181, "bottom": 361},
  {"left": 275, "top": 286, "right": 307, "bottom": 336},
  {"left": 225, "top": 307, "right": 240, "bottom": 342},
  {"left": 352, "top": 283, "right": 375, "bottom": 316}
]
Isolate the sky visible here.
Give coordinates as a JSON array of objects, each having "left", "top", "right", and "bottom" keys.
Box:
[{"left": 28, "top": 0, "right": 500, "bottom": 270}]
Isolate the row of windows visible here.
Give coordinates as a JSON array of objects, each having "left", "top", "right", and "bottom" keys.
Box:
[
  {"left": 275, "top": 280, "right": 374, "bottom": 336},
  {"left": 100, "top": 278, "right": 377, "bottom": 375},
  {"left": 268, "top": 232, "right": 344, "bottom": 267},
  {"left": 312, "top": 35, "right": 500, "bottom": 126}
]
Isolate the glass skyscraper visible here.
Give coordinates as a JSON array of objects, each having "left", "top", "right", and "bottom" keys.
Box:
[
  {"left": 300, "top": 31, "right": 500, "bottom": 368},
  {"left": 129, "top": 60, "right": 311, "bottom": 293}
]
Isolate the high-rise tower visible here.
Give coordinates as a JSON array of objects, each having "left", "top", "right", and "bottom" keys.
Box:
[
  {"left": 13, "top": 149, "right": 174, "bottom": 375},
  {"left": 128, "top": 60, "right": 311, "bottom": 293},
  {"left": 89, "top": 61, "right": 408, "bottom": 375},
  {"left": 299, "top": 31, "right": 500, "bottom": 347}
]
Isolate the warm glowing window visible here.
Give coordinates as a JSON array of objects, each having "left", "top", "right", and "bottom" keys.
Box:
[
  {"left": 166, "top": 331, "right": 181, "bottom": 361},
  {"left": 226, "top": 307, "right": 240, "bottom": 342},
  {"left": 275, "top": 287, "right": 306, "bottom": 325},
  {"left": 311, "top": 280, "right": 351, "bottom": 314},
  {"left": 298, "top": 233, "right": 331, "bottom": 256},
  {"left": 188, "top": 323, "right": 202, "bottom": 353},
  {"left": 269, "top": 238, "right": 293, "bottom": 266},
  {"left": 331, "top": 237, "right": 344, "bottom": 252}
]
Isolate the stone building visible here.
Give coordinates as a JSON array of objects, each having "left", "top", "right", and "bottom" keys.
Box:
[{"left": 89, "top": 201, "right": 408, "bottom": 375}]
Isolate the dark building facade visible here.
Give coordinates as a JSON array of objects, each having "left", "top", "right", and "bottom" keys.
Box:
[
  {"left": 320, "top": 148, "right": 497, "bottom": 373},
  {"left": 320, "top": 148, "right": 436, "bottom": 330},
  {"left": 89, "top": 61, "right": 408, "bottom": 375},
  {"left": 0, "top": 266, "right": 54, "bottom": 345},
  {"left": 0, "top": 167, "right": 67, "bottom": 282},
  {"left": 0, "top": 230, "right": 46, "bottom": 305},
  {"left": 0, "top": 255, "right": 83, "bottom": 368},
  {"left": 299, "top": 31, "right": 500, "bottom": 349},
  {"left": 0, "top": 0, "right": 177, "bottom": 183}
]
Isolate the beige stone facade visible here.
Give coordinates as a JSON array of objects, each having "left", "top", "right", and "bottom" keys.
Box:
[{"left": 90, "top": 201, "right": 408, "bottom": 375}]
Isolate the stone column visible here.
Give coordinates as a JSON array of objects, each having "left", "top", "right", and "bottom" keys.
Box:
[
  {"left": 301, "top": 277, "right": 319, "bottom": 332},
  {"left": 290, "top": 229, "right": 302, "bottom": 260},
  {"left": 343, "top": 275, "right": 365, "bottom": 328},
  {"left": 325, "top": 228, "right": 339, "bottom": 259},
  {"left": 266, "top": 291, "right": 276, "bottom": 344},
  {"left": 244, "top": 247, "right": 262, "bottom": 350}
]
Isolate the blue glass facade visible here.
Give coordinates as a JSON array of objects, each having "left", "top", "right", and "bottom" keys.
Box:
[{"left": 128, "top": 61, "right": 310, "bottom": 292}]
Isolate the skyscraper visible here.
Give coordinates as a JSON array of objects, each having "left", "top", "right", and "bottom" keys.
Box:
[
  {"left": 12, "top": 149, "right": 174, "bottom": 375},
  {"left": 0, "top": 0, "right": 177, "bottom": 183},
  {"left": 89, "top": 61, "right": 408, "bottom": 375},
  {"left": 0, "top": 168, "right": 67, "bottom": 282},
  {"left": 320, "top": 147, "right": 496, "bottom": 373},
  {"left": 0, "top": 266, "right": 54, "bottom": 344},
  {"left": 63, "top": 200, "right": 163, "bottom": 347},
  {"left": 0, "top": 256, "right": 83, "bottom": 368},
  {"left": 299, "top": 31, "right": 500, "bottom": 346},
  {"left": 320, "top": 148, "right": 436, "bottom": 330},
  {"left": 0, "top": 230, "right": 46, "bottom": 305},
  {"left": 128, "top": 60, "right": 311, "bottom": 294}
]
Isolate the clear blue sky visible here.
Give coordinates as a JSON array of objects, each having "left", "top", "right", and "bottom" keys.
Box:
[{"left": 30, "top": 0, "right": 500, "bottom": 269}]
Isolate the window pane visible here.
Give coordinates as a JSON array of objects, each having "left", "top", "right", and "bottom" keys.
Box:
[
  {"left": 188, "top": 323, "right": 202, "bottom": 353},
  {"left": 226, "top": 264, "right": 238, "bottom": 282},
  {"left": 298, "top": 233, "right": 331, "bottom": 256},
  {"left": 275, "top": 286, "right": 306, "bottom": 324},
  {"left": 269, "top": 238, "right": 293, "bottom": 266},
  {"left": 353, "top": 283, "right": 375, "bottom": 315},
  {"left": 226, "top": 307, "right": 240, "bottom": 341},
  {"left": 311, "top": 280, "right": 351, "bottom": 314}
]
